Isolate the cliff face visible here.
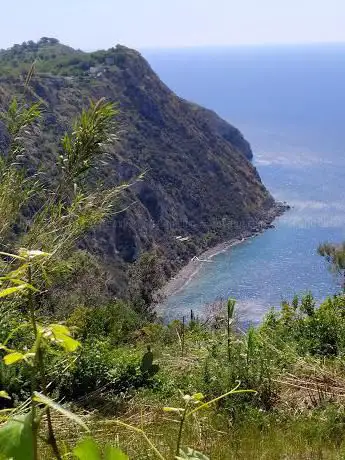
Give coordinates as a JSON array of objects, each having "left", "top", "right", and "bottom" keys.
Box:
[{"left": 0, "top": 41, "right": 276, "bottom": 293}]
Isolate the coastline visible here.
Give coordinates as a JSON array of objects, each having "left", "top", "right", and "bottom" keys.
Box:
[{"left": 161, "top": 201, "right": 289, "bottom": 298}]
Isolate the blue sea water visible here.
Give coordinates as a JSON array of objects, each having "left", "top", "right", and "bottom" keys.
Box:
[{"left": 142, "top": 45, "right": 345, "bottom": 324}]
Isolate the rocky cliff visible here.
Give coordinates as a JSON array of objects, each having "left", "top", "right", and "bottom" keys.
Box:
[{"left": 0, "top": 40, "right": 279, "bottom": 293}]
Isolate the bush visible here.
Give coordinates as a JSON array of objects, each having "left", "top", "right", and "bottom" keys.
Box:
[
  {"left": 56, "top": 341, "right": 145, "bottom": 401},
  {"left": 261, "top": 294, "right": 345, "bottom": 357},
  {"left": 67, "top": 301, "right": 142, "bottom": 345}
]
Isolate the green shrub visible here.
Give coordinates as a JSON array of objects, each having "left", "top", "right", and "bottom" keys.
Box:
[
  {"left": 67, "top": 301, "right": 142, "bottom": 345},
  {"left": 56, "top": 341, "right": 158, "bottom": 402},
  {"left": 261, "top": 294, "right": 345, "bottom": 357}
]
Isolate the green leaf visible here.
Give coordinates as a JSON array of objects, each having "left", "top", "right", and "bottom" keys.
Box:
[
  {"left": 0, "top": 391, "right": 10, "bottom": 400},
  {"left": 57, "top": 334, "right": 80, "bottom": 352},
  {"left": 0, "top": 413, "right": 34, "bottom": 460},
  {"left": 4, "top": 352, "right": 25, "bottom": 365},
  {"left": 0, "top": 278, "right": 38, "bottom": 294},
  {"left": 73, "top": 439, "right": 128, "bottom": 460},
  {"left": 18, "top": 248, "right": 51, "bottom": 260},
  {"left": 163, "top": 407, "right": 184, "bottom": 413},
  {"left": 49, "top": 324, "right": 71, "bottom": 336},
  {"left": 73, "top": 437, "right": 101, "bottom": 460},
  {"left": 33, "top": 392, "right": 89, "bottom": 432},
  {"left": 8, "top": 279, "right": 38, "bottom": 292},
  {"left": 0, "top": 285, "right": 28, "bottom": 298},
  {"left": 0, "top": 251, "right": 25, "bottom": 261},
  {"left": 47, "top": 324, "right": 81, "bottom": 352},
  {"left": 105, "top": 445, "right": 129, "bottom": 460},
  {"left": 191, "top": 393, "right": 204, "bottom": 401}
]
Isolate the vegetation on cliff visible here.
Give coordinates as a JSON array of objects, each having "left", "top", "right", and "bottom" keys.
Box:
[{"left": 0, "top": 38, "right": 274, "bottom": 299}]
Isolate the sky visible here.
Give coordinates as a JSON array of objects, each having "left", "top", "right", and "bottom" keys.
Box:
[{"left": 1, "top": 0, "right": 345, "bottom": 50}]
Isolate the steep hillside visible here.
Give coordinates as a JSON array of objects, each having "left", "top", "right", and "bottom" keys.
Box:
[{"left": 0, "top": 39, "right": 282, "bottom": 293}]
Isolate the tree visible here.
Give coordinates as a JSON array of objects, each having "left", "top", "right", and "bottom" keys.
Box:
[
  {"left": 318, "top": 242, "right": 345, "bottom": 292},
  {"left": 38, "top": 37, "right": 59, "bottom": 45},
  {"left": 128, "top": 251, "right": 165, "bottom": 318}
]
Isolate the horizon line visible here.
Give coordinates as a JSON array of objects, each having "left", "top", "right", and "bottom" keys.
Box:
[
  {"left": 2, "top": 37, "right": 345, "bottom": 53},
  {"left": 139, "top": 41, "right": 345, "bottom": 52}
]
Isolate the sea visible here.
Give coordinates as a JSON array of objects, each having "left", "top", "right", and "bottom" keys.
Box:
[{"left": 142, "top": 44, "right": 345, "bottom": 324}]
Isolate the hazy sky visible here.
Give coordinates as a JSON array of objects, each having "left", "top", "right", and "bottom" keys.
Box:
[{"left": 1, "top": 0, "right": 345, "bottom": 50}]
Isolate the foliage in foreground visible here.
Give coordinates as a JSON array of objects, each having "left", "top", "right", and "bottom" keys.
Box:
[
  {"left": 3, "top": 281, "right": 345, "bottom": 458},
  {"left": 0, "top": 90, "right": 138, "bottom": 459}
]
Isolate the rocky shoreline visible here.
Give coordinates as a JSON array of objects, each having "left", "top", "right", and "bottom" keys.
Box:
[{"left": 161, "top": 201, "right": 290, "bottom": 298}]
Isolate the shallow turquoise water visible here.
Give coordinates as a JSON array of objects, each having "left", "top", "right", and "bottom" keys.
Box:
[
  {"left": 162, "top": 150, "right": 345, "bottom": 323},
  {"left": 143, "top": 45, "right": 345, "bottom": 323}
]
